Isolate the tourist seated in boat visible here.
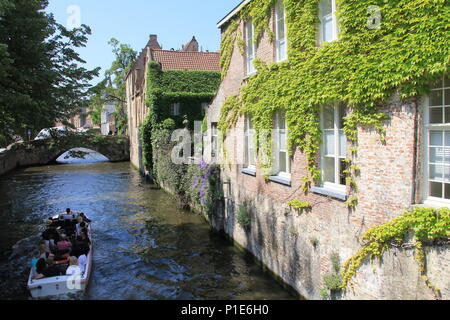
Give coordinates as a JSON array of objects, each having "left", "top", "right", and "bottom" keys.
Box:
[
  {"left": 38, "top": 241, "right": 50, "bottom": 259},
  {"left": 70, "top": 235, "right": 90, "bottom": 257},
  {"left": 33, "top": 256, "right": 64, "bottom": 279},
  {"left": 75, "top": 220, "right": 86, "bottom": 237},
  {"left": 65, "top": 256, "right": 82, "bottom": 276},
  {"left": 79, "top": 212, "right": 91, "bottom": 223},
  {"left": 77, "top": 254, "right": 87, "bottom": 274},
  {"left": 40, "top": 236, "right": 55, "bottom": 254},
  {"left": 42, "top": 224, "right": 60, "bottom": 243},
  {"left": 56, "top": 235, "right": 72, "bottom": 255},
  {"left": 30, "top": 250, "right": 41, "bottom": 278},
  {"left": 80, "top": 228, "right": 91, "bottom": 245},
  {"left": 56, "top": 227, "right": 66, "bottom": 239}
]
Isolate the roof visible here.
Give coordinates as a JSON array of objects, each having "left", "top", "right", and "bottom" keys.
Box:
[
  {"left": 217, "top": 0, "right": 251, "bottom": 29},
  {"left": 150, "top": 49, "right": 220, "bottom": 72},
  {"left": 182, "top": 36, "right": 199, "bottom": 52}
]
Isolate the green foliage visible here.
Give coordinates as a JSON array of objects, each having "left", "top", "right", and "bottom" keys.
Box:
[
  {"left": 237, "top": 204, "right": 251, "bottom": 229},
  {"left": 289, "top": 226, "right": 299, "bottom": 237},
  {"left": 321, "top": 251, "right": 343, "bottom": 298},
  {"left": 218, "top": 0, "right": 449, "bottom": 191},
  {"left": 323, "top": 273, "right": 343, "bottom": 291},
  {"left": 288, "top": 200, "right": 311, "bottom": 210},
  {"left": 158, "top": 69, "right": 221, "bottom": 94},
  {"left": 0, "top": 0, "right": 99, "bottom": 147},
  {"left": 309, "top": 237, "right": 319, "bottom": 248},
  {"left": 345, "top": 196, "right": 358, "bottom": 208},
  {"left": 320, "top": 287, "right": 330, "bottom": 300},
  {"left": 144, "top": 62, "right": 220, "bottom": 130},
  {"left": 330, "top": 251, "right": 340, "bottom": 274},
  {"left": 139, "top": 61, "right": 221, "bottom": 214},
  {"left": 87, "top": 106, "right": 102, "bottom": 126},
  {"left": 88, "top": 38, "right": 137, "bottom": 136},
  {"left": 218, "top": 95, "right": 242, "bottom": 135},
  {"left": 342, "top": 207, "right": 450, "bottom": 298},
  {"left": 145, "top": 119, "right": 223, "bottom": 216}
]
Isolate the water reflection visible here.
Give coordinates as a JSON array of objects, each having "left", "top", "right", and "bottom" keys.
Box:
[
  {"left": 0, "top": 162, "right": 295, "bottom": 300},
  {"left": 56, "top": 148, "right": 109, "bottom": 164}
]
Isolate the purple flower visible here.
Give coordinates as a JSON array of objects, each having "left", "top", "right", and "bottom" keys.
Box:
[{"left": 198, "top": 160, "right": 208, "bottom": 170}]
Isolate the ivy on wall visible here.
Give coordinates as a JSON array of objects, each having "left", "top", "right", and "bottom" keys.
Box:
[
  {"left": 140, "top": 61, "right": 220, "bottom": 171},
  {"left": 218, "top": 0, "right": 449, "bottom": 188},
  {"left": 139, "top": 61, "right": 222, "bottom": 215},
  {"left": 341, "top": 207, "right": 450, "bottom": 299},
  {"left": 148, "top": 118, "right": 223, "bottom": 217},
  {"left": 217, "top": 0, "right": 449, "bottom": 296}
]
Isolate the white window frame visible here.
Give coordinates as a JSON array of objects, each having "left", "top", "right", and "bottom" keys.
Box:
[
  {"left": 272, "top": 111, "right": 291, "bottom": 180},
  {"left": 211, "top": 122, "right": 218, "bottom": 159},
  {"left": 423, "top": 75, "right": 450, "bottom": 206},
  {"left": 320, "top": 104, "right": 346, "bottom": 193},
  {"left": 171, "top": 102, "right": 181, "bottom": 116},
  {"left": 319, "top": 0, "right": 338, "bottom": 43},
  {"left": 275, "top": 0, "right": 287, "bottom": 62},
  {"left": 245, "top": 19, "right": 257, "bottom": 76},
  {"left": 245, "top": 116, "right": 256, "bottom": 170}
]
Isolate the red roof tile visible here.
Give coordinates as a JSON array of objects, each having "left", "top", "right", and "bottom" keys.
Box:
[{"left": 150, "top": 49, "right": 220, "bottom": 72}]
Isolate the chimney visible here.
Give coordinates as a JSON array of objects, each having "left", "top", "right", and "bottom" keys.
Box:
[{"left": 148, "top": 34, "right": 162, "bottom": 50}]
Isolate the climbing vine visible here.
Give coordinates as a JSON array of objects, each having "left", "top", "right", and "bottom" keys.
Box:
[
  {"left": 140, "top": 61, "right": 220, "bottom": 172},
  {"left": 218, "top": 0, "right": 449, "bottom": 192},
  {"left": 341, "top": 207, "right": 450, "bottom": 299}
]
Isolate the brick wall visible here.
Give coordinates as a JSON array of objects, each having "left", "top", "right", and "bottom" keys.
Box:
[{"left": 206, "top": 11, "right": 449, "bottom": 300}]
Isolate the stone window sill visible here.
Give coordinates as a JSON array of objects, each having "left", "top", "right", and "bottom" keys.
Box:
[
  {"left": 241, "top": 167, "right": 256, "bottom": 177},
  {"left": 311, "top": 186, "right": 347, "bottom": 201},
  {"left": 268, "top": 175, "right": 291, "bottom": 187},
  {"left": 413, "top": 201, "right": 450, "bottom": 209},
  {"left": 243, "top": 72, "right": 257, "bottom": 81}
]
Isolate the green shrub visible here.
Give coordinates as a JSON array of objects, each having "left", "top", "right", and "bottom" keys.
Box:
[{"left": 237, "top": 204, "right": 251, "bottom": 229}]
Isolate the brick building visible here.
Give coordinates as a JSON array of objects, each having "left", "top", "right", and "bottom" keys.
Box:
[
  {"left": 204, "top": 0, "right": 449, "bottom": 299},
  {"left": 125, "top": 35, "right": 220, "bottom": 171},
  {"left": 55, "top": 107, "right": 98, "bottom": 132}
]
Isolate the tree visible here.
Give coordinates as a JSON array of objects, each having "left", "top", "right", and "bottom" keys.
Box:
[
  {"left": 0, "top": 0, "right": 99, "bottom": 146},
  {"left": 88, "top": 38, "right": 137, "bottom": 135}
]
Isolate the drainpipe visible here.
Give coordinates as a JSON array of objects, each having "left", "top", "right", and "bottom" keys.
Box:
[{"left": 411, "top": 98, "right": 419, "bottom": 205}]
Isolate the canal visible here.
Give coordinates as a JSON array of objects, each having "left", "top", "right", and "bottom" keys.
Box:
[{"left": 0, "top": 161, "right": 294, "bottom": 300}]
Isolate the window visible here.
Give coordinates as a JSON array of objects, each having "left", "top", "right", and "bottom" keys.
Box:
[
  {"left": 275, "top": 0, "right": 287, "bottom": 62},
  {"left": 245, "top": 117, "right": 256, "bottom": 169},
  {"left": 424, "top": 75, "right": 450, "bottom": 203},
  {"left": 245, "top": 19, "right": 256, "bottom": 75},
  {"left": 321, "top": 104, "right": 347, "bottom": 189},
  {"left": 211, "top": 122, "right": 218, "bottom": 159},
  {"left": 273, "top": 111, "right": 290, "bottom": 179},
  {"left": 171, "top": 103, "right": 181, "bottom": 116},
  {"left": 319, "top": 0, "right": 338, "bottom": 43},
  {"left": 201, "top": 102, "right": 209, "bottom": 116}
]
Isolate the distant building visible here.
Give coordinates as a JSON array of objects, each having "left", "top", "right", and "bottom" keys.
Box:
[
  {"left": 55, "top": 107, "right": 99, "bottom": 132},
  {"left": 125, "top": 34, "right": 220, "bottom": 171},
  {"left": 101, "top": 104, "right": 116, "bottom": 135}
]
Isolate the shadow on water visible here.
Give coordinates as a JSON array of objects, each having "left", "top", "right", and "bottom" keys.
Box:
[{"left": 0, "top": 161, "right": 295, "bottom": 300}]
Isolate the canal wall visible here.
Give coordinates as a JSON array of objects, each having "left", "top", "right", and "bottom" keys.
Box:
[
  {"left": 208, "top": 191, "right": 450, "bottom": 300},
  {"left": 199, "top": 91, "right": 450, "bottom": 300}
]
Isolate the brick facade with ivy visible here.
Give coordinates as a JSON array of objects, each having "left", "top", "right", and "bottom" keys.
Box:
[{"left": 204, "top": 0, "right": 449, "bottom": 300}]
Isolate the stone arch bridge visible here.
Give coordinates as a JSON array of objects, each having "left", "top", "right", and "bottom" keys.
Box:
[{"left": 0, "top": 133, "right": 130, "bottom": 176}]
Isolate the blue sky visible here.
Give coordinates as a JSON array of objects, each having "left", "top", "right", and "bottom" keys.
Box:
[{"left": 46, "top": 0, "right": 243, "bottom": 84}]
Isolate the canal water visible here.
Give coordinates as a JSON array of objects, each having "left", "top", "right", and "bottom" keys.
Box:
[{"left": 0, "top": 161, "right": 294, "bottom": 300}]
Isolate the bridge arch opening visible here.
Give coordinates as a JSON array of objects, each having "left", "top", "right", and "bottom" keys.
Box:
[{"left": 56, "top": 148, "right": 109, "bottom": 164}]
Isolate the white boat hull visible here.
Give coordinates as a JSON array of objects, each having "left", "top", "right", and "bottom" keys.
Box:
[{"left": 27, "top": 220, "right": 93, "bottom": 298}]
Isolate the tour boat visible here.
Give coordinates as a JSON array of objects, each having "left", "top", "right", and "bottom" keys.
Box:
[{"left": 27, "top": 212, "right": 93, "bottom": 298}]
